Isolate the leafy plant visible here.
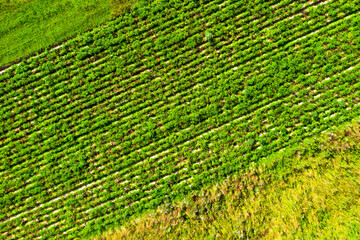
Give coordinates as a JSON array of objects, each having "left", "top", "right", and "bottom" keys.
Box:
[{"left": 205, "top": 30, "right": 213, "bottom": 42}]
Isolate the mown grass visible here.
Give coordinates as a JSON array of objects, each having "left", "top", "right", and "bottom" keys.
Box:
[
  {"left": 91, "top": 120, "right": 360, "bottom": 239},
  {"left": 0, "top": 0, "right": 139, "bottom": 67}
]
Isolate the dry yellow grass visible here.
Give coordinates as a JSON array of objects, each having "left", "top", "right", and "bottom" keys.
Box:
[{"left": 110, "top": 0, "right": 141, "bottom": 16}]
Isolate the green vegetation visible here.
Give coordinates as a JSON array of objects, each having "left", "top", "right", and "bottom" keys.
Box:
[
  {"left": 1, "top": 0, "right": 360, "bottom": 239},
  {"left": 93, "top": 120, "right": 360, "bottom": 239},
  {"left": 110, "top": 0, "right": 141, "bottom": 16},
  {"left": 0, "top": 0, "right": 139, "bottom": 66}
]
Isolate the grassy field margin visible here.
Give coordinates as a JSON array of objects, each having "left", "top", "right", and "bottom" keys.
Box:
[
  {"left": 92, "top": 118, "right": 360, "bottom": 239},
  {"left": 0, "top": 0, "right": 141, "bottom": 67}
]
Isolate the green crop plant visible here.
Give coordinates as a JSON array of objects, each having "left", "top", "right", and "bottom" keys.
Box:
[{"left": 205, "top": 30, "right": 214, "bottom": 42}]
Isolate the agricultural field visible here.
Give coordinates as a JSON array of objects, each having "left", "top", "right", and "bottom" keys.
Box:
[
  {"left": 1, "top": 0, "right": 360, "bottom": 239},
  {"left": 95, "top": 119, "right": 360, "bottom": 239}
]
